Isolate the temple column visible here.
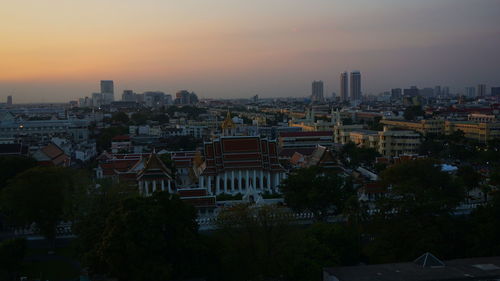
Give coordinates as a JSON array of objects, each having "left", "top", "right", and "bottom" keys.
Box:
[
  {"left": 152, "top": 180, "right": 157, "bottom": 193},
  {"left": 161, "top": 180, "right": 165, "bottom": 191},
  {"left": 224, "top": 172, "right": 228, "bottom": 193},
  {"left": 260, "top": 170, "right": 264, "bottom": 190},
  {"left": 216, "top": 175, "right": 221, "bottom": 194},
  {"left": 253, "top": 170, "right": 257, "bottom": 188},
  {"left": 145, "top": 181, "right": 149, "bottom": 196},
  {"left": 245, "top": 170, "right": 249, "bottom": 188},
  {"left": 168, "top": 180, "right": 172, "bottom": 193},
  {"left": 200, "top": 176, "right": 205, "bottom": 189},
  {"left": 139, "top": 181, "right": 143, "bottom": 195},
  {"left": 238, "top": 170, "right": 243, "bottom": 193},
  {"left": 208, "top": 176, "right": 212, "bottom": 194},
  {"left": 231, "top": 170, "right": 235, "bottom": 193},
  {"left": 267, "top": 172, "right": 271, "bottom": 191},
  {"left": 275, "top": 174, "right": 279, "bottom": 190}
]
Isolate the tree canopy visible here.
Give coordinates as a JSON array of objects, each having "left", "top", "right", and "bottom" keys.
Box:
[
  {"left": 0, "top": 167, "right": 87, "bottom": 242},
  {"left": 77, "top": 192, "right": 202, "bottom": 281},
  {"left": 280, "top": 167, "right": 354, "bottom": 220}
]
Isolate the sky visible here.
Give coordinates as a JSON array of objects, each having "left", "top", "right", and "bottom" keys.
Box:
[{"left": 1, "top": 0, "right": 500, "bottom": 102}]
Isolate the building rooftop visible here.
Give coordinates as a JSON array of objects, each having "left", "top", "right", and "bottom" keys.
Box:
[{"left": 324, "top": 256, "right": 500, "bottom": 281}]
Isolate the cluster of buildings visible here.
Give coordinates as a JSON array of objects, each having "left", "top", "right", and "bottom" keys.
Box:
[
  {"left": 310, "top": 71, "right": 362, "bottom": 104},
  {"left": 1, "top": 74, "right": 499, "bottom": 216},
  {"left": 77, "top": 80, "right": 199, "bottom": 109}
]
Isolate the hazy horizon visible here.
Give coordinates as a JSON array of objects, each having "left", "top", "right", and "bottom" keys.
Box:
[{"left": 1, "top": 0, "right": 500, "bottom": 103}]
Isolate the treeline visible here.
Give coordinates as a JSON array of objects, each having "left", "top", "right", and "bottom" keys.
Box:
[{"left": 0, "top": 156, "right": 499, "bottom": 281}]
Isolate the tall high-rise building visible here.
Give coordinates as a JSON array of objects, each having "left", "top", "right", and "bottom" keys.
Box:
[
  {"left": 434, "top": 86, "right": 442, "bottom": 96},
  {"left": 6, "top": 95, "right": 12, "bottom": 106},
  {"left": 404, "top": 87, "right": 419, "bottom": 97},
  {"left": 122, "top": 90, "right": 137, "bottom": 102},
  {"left": 340, "top": 72, "right": 349, "bottom": 102},
  {"left": 465, "top": 87, "right": 476, "bottom": 98},
  {"left": 349, "top": 71, "right": 361, "bottom": 101},
  {"left": 442, "top": 86, "right": 450, "bottom": 96},
  {"left": 100, "top": 80, "right": 114, "bottom": 104},
  {"left": 391, "top": 88, "right": 402, "bottom": 100},
  {"left": 311, "top": 80, "right": 325, "bottom": 102},
  {"left": 492, "top": 87, "right": 500, "bottom": 97},
  {"left": 175, "top": 90, "right": 199, "bottom": 105},
  {"left": 100, "top": 80, "right": 114, "bottom": 94},
  {"left": 477, "top": 84, "right": 487, "bottom": 97}
]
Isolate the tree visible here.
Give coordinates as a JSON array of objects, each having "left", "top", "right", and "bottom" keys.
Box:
[
  {"left": 403, "top": 105, "right": 423, "bottom": 121},
  {"left": 163, "top": 136, "right": 202, "bottom": 151},
  {"left": 95, "top": 126, "right": 128, "bottom": 151},
  {"left": 379, "top": 158, "right": 463, "bottom": 216},
  {"left": 281, "top": 167, "right": 354, "bottom": 220},
  {"left": 0, "top": 167, "right": 84, "bottom": 244},
  {"left": 111, "top": 112, "right": 130, "bottom": 124},
  {"left": 130, "top": 112, "right": 150, "bottom": 125},
  {"left": 214, "top": 204, "right": 336, "bottom": 281},
  {"left": 340, "top": 142, "right": 381, "bottom": 167},
  {"left": 0, "top": 238, "right": 26, "bottom": 281},
  {"left": 456, "top": 165, "right": 481, "bottom": 191},
  {"left": 80, "top": 192, "right": 202, "bottom": 281},
  {"left": 74, "top": 179, "right": 138, "bottom": 274},
  {"left": 365, "top": 159, "right": 466, "bottom": 263},
  {"left": 0, "top": 156, "right": 36, "bottom": 190},
  {"left": 469, "top": 191, "right": 500, "bottom": 256}
]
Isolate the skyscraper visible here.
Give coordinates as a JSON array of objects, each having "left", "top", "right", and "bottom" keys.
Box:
[
  {"left": 492, "top": 87, "right": 500, "bottom": 96},
  {"left": 100, "top": 80, "right": 114, "bottom": 94},
  {"left": 350, "top": 71, "right": 361, "bottom": 101},
  {"left": 465, "top": 87, "right": 476, "bottom": 98},
  {"left": 6, "top": 95, "right": 12, "bottom": 106},
  {"left": 340, "top": 72, "right": 348, "bottom": 102},
  {"left": 442, "top": 86, "right": 450, "bottom": 96},
  {"left": 311, "top": 80, "right": 324, "bottom": 102},
  {"left": 434, "top": 86, "right": 441, "bottom": 96},
  {"left": 100, "top": 80, "right": 114, "bottom": 104},
  {"left": 477, "top": 84, "right": 487, "bottom": 97},
  {"left": 122, "top": 90, "right": 137, "bottom": 102}
]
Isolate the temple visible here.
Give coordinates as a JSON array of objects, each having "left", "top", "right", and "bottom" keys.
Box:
[
  {"left": 137, "top": 151, "right": 175, "bottom": 196},
  {"left": 198, "top": 135, "right": 287, "bottom": 195}
]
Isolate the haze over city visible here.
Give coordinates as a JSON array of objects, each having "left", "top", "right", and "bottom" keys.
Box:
[{"left": 1, "top": 0, "right": 500, "bottom": 102}]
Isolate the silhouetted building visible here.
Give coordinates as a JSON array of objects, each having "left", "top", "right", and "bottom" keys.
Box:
[
  {"left": 465, "top": 87, "right": 476, "bottom": 98},
  {"left": 349, "top": 71, "right": 361, "bottom": 101},
  {"left": 442, "top": 86, "right": 450, "bottom": 96},
  {"left": 492, "top": 87, "right": 500, "bottom": 96},
  {"left": 100, "top": 80, "right": 114, "bottom": 94},
  {"left": 6, "top": 95, "right": 12, "bottom": 107},
  {"left": 175, "top": 90, "right": 198, "bottom": 105},
  {"left": 477, "top": 84, "right": 487, "bottom": 97},
  {"left": 340, "top": 72, "right": 349, "bottom": 102},
  {"left": 122, "top": 90, "right": 137, "bottom": 102},
  {"left": 100, "top": 80, "right": 114, "bottom": 104},
  {"left": 391, "top": 88, "right": 402, "bottom": 100},
  {"left": 434, "top": 85, "right": 441, "bottom": 96},
  {"left": 420, "top": 88, "right": 434, "bottom": 97},
  {"left": 404, "top": 86, "right": 419, "bottom": 97},
  {"left": 144, "top": 91, "right": 166, "bottom": 107},
  {"left": 311, "top": 80, "right": 325, "bottom": 102}
]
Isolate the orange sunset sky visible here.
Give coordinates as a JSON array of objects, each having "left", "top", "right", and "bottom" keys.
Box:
[{"left": 1, "top": 0, "right": 500, "bottom": 102}]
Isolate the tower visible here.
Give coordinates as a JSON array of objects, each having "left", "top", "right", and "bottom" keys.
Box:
[
  {"left": 311, "top": 81, "right": 325, "bottom": 102},
  {"left": 221, "top": 111, "right": 236, "bottom": 136},
  {"left": 340, "top": 72, "right": 349, "bottom": 102},
  {"left": 350, "top": 71, "right": 361, "bottom": 102},
  {"left": 100, "top": 80, "right": 114, "bottom": 104}
]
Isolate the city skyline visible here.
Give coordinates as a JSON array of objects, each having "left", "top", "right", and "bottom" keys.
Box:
[{"left": 1, "top": 0, "right": 500, "bottom": 102}]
